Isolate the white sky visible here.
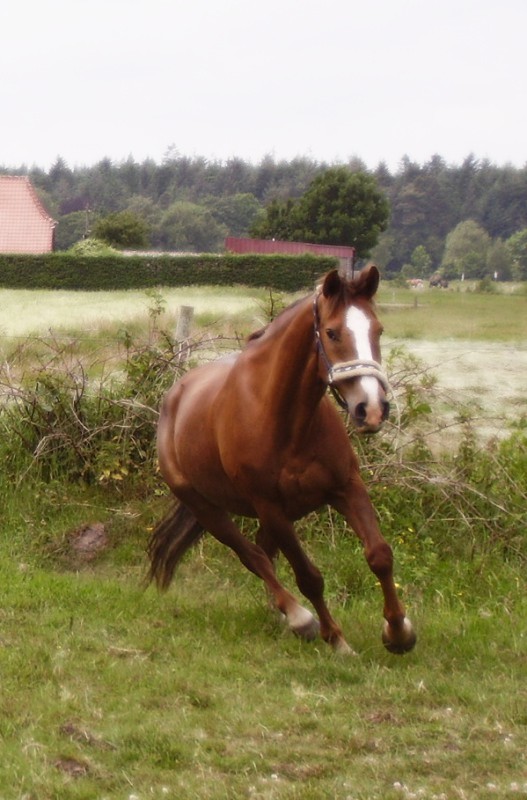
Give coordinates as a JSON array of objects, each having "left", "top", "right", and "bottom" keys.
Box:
[{"left": 2, "top": 0, "right": 526, "bottom": 172}]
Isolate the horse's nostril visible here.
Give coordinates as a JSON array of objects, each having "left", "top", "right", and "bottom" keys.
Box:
[
  {"left": 382, "top": 400, "right": 390, "bottom": 421},
  {"left": 355, "top": 402, "right": 367, "bottom": 422}
]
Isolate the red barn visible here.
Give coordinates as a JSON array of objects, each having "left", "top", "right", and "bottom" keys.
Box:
[
  {"left": 225, "top": 237, "right": 355, "bottom": 272},
  {"left": 0, "top": 176, "right": 56, "bottom": 254}
]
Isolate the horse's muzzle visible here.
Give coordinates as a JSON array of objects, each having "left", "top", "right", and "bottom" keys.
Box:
[{"left": 352, "top": 398, "right": 390, "bottom": 434}]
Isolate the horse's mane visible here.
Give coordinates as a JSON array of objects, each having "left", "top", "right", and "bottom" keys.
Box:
[
  {"left": 246, "top": 270, "right": 375, "bottom": 345},
  {"left": 246, "top": 295, "right": 308, "bottom": 344}
]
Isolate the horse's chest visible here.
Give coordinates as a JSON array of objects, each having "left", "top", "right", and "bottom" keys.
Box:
[{"left": 276, "top": 458, "right": 337, "bottom": 516}]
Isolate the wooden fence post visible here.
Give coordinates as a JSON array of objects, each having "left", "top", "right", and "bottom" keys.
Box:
[
  {"left": 175, "top": 305, "right": 194, "bottom": 341},
  {"left": 175, "top": 305, "right": 194, "bottom": 362}
]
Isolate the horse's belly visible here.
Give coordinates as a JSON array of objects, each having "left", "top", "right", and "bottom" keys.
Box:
[
  {"left": 158, "top": 363, "right": 349, "bottom": 521},
  {"left": 182, "top": 461, "right": 258, "bottom": 517}
]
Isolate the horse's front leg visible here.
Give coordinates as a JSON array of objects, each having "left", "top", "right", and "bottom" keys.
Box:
[{"left": 334, "top": 478, "right": 417, "bottom": 654}]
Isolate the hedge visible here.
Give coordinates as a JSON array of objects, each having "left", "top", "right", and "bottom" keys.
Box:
[{"left": 0, "top": 253, "right": 339, "bottom": 292}]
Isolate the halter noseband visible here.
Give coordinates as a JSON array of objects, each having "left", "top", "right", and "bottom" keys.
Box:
[{"left": 312, "top": 294, "right": 391, "bottom": 411}]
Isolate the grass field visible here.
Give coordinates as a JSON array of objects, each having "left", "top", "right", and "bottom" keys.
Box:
[
  {"left": 0, "top": 282, "right": 526, "bottom": 799},
  {"left": 0, "top": 281, "right": 525, "bottom": 341},
  {"left": 1, "top": 492, "right": 526, "bottom": 799}
]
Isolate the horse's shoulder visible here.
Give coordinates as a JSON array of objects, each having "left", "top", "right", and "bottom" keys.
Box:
[{"left": 164, "top": 356, "right": 235, "bottom": 406}]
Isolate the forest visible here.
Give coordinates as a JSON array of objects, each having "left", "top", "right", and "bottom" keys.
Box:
[{"left": 3, "top": 151, "right": 527, "bottom": 279}]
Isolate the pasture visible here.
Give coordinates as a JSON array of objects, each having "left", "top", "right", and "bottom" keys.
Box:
[{"left": 0, "top": 281, "right": 525, "bottom": 799}]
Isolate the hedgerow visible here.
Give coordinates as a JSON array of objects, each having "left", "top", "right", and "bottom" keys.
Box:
[{"left": 0, "top": 253, "right": 336, "bottom": 291}]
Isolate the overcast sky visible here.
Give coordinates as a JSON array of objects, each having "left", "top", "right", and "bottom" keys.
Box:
[{"left": 2, "top": 0, "right": 525, "bottom": 173}]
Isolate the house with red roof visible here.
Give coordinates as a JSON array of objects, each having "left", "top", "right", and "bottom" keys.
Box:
[{"left": 0, "top": 176, "right": 56, "bottom": 253}]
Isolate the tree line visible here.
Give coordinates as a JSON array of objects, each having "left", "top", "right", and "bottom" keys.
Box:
[{"left": 3, "top": 150, "right": 527, "bottom": 279}]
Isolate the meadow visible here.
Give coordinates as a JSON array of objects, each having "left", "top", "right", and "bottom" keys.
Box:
[
  {"left": 0, "top": 281, "right": 525, "bottom": 799},
  {"left": 0, "top": 281, "right": 525, "bottom": 341}
]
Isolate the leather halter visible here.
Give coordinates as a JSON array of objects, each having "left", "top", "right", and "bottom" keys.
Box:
[{"left": 312, "top": 294, "right": 390, "bottom": 411}]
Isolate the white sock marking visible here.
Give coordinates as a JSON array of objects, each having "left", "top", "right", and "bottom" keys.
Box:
[{"left": 288, "top": 605, "right": 315, "bottom": 631}]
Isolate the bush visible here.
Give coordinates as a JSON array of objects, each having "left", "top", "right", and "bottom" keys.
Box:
[
  {"left": 0, "top": 332, "right": 524, "bottom": 582},
  {"left": 0, "top": 253, "right": 337, "bottom": 292},
  {"left": 0, "top": 330, "right": 182, "bottom": 487}
]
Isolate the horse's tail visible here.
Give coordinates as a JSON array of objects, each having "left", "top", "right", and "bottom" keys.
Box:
[{"left": 146, "top": 503, "right": 205, "bottom": 590}]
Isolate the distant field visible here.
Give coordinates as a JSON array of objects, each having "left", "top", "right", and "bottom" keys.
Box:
[
  {"left": 1, "top": 283, "right": 525, "bottom": 441},
  {"left": 378, "top": 283, "right": 527, "bottom": 342},
  {"left": 0, "top": 283, "right": 525, "bottom": 341},
  {"left": 0, "top": 286, "right": 266, "bottom": 339}
]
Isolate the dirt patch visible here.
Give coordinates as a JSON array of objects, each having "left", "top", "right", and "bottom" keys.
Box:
[
  {"left": 388, "top": 339, "right": 527, "bottom": 443},
  {"left": 53, "top": 756, "right": 91, "bottom": 778},
  {"left": 69, "top": 522, "right": 108, "bottom": 562}
]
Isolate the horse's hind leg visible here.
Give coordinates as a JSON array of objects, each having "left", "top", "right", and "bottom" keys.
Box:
[
  {"left": 257, "top": 509, "right": 354, "bottom": 654},
  {"left": 255, "top": 526, "right": 279, "bottom": 563},
  {"left": 256, "top": 525, "right": 321, "bottom": 638},
  {"left": 184, "top": 496, "right": 320, "bottom": 642}
]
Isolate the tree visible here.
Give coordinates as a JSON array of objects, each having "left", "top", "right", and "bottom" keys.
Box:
[
  {"left": 441, "top": 220, "right": 491, "bottom": 279},
  {"left": 370, "top": 230, "right": 398, "bottom": 276},
  {"left": 251, "top": 168, "right": 389, "bottom": 258},
  {"left": 486, "top": 239, "right": 512, "bottom": 281},
  {"left": 506, "top": 228, "right": 527, "bottom": 281},
  {"left": 55, "top": 210, "right": 91, "bottom": 251},
  {"left": 92, "top": 211, "right": 150, "bottom": 249},
  {"left": 250, "top": 198, "right": 300, "bottom": 241},
  {"left": 410, "top": 245, "right": 432, "bottom": 277},
  {"left": 156, "top": 201, "right": 226, "bottom": 252},
  {"left": 205, "top": 193, "right": 262, "bottom": 237}
]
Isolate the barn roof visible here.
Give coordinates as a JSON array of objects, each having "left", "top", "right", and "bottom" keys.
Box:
[
  {"left": 0, "top": 175, "right": 56, "bottom": 254},
  {"left": 225, "top": 236, "right": 355, "bottom": 260}
]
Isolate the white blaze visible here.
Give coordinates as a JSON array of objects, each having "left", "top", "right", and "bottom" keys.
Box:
[{"left": 346, "top": 306, "right": 379, "bottom": 404}]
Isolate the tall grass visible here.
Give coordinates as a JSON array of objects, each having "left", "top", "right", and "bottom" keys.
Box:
[{"left": 0, "top": 285, "right": 267, "bottom": 338}]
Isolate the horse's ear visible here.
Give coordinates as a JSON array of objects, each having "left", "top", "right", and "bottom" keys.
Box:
[
  {"left": 321, "top": 269, "right": 343, "bottom": 298},
  {"left": 355, "top": 263, "right": 380, "bottom": 299}
]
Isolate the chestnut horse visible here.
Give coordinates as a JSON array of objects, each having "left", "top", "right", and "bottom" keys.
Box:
[{"left": 148, "top": 265, "right": 416, "bottom": 655}]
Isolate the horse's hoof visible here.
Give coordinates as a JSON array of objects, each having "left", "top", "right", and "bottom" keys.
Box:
[
  {"left": 382, "top": 617, "right": 416, "bottom": 655},
  {"left": 289, "top": 606, "right": 320, "bottom": 641},
  {"left": 332, "top": 638, "right": 358, "bottom": 657},
  {"left": 293, "top": 616, "right": 320, "bottom": 642}
]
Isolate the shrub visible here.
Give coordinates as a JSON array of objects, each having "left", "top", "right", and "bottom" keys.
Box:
[
  {"left": 0, "top": 333, "right": 524, "bottom": 578},
  {"left": 0, "top": 253, "right": 337, "bottom": 291},
  {"left": 0, "top": 330, "right": 181, "bottom": 487}
]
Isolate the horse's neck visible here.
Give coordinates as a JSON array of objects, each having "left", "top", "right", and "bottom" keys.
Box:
[{"left": 249, "top": 298, "right": 326, "bottom": 438}]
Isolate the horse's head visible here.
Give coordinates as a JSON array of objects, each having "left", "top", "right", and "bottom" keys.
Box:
[{"left": 315, "top": 264, "right": 389, "bottom": 433}]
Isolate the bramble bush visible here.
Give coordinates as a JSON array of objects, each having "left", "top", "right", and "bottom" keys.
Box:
[{"left": 0, "top": 325, "right": 524, "bottom": 577}]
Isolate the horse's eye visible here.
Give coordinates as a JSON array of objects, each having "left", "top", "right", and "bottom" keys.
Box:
[{"left": 326, "top": 329, "right": 338, "bottom": 341}]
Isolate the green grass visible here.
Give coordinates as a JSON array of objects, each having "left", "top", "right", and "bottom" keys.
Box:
[
  {"left": 0, "top": 284, "right": 525, "bottom": 798},
  {"left": 0, "top": 285, "right": 267, "bottom": 339},
  {"left": 377, "top": 284, "right": 527, "bottom": 342},
  {"left": 0, "top": 482, "right": 525, "bottom": 799},
  {"left": 0, "top": 282, "right": 526, "bottom": 342}
]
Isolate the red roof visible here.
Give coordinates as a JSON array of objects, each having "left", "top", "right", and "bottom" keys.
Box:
[
  {"left": 0, "top": 176, "right": 56, "bottom": 254},
  {"left": 225, "top": 236, "right": 355, "bottom": 260}
]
